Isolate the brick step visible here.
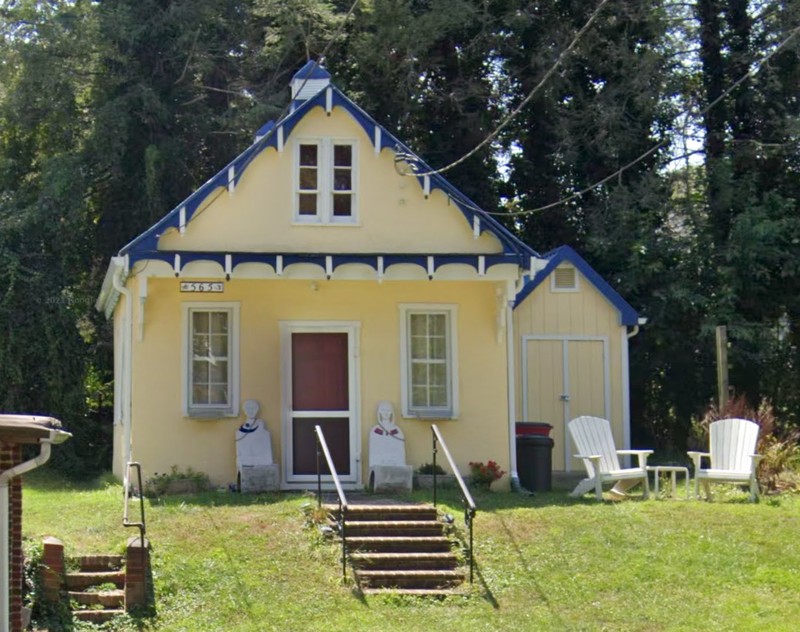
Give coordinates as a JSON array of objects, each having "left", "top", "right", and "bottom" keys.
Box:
[
  {"left": 73, "top": 609, "right": 126, "bottom": 624},
  {"left": 355, "top": 569, "right": 465, "bottom": 589},
  {"left": 68, "top": 589, "right": 125, "bottom": 608},
  {"left": 345, "top": 520, "right": 445, "bottom": 537},
  {"left": 332, "top": 504, "right": 439, "bottom": 522},
  {"left": 346, "top": 536, "right": 452, "bottom": 553},
  {"left": 67, "top": 554, "right": 124, "bottom": 573},
  {"left": 66, "top": 571, "right": 125, "bottom": 591},
  {"left": 362, "top": 587, "right": 466, "bottom": 597},
  {"left": 349, "top": 552, "right": 459, "bottom": 570}
]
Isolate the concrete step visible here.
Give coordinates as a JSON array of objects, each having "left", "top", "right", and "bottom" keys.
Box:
[
  {"left": 345, "top": 520, "right": 445, "bottom": 537},
  {"left": 349, "top": 551, "right": 459, "bottom": 570},
  {"left": 355, "top": 569, "right": 465, "bottom": 589},
  {"left": 65, "top": 570, "right": 125, "bottom": 591},
  {"left": 68, "top": 589, "right": 125, "bottom": 608},
  {"left": 346, "top": 536, "right": 452, "bottom": 553},
  {"left": 72, "top": 609, "right": 126, "bottom": 624},
  {"left": 67, "top": 554, "right": 124, "bottom": 572}
]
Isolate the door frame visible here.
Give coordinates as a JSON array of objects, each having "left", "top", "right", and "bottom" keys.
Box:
[
  {"left": 279, "top": 321, "right": 361, "bottom": 489},
  {"left": 521, "top": 335, "right": 610, "bottom": 472}
]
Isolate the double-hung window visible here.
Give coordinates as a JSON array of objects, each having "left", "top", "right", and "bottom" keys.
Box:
[
  {"left": 400, "top": 305, "right": 458, "bottom": 418},
  {"left": 183, "top": 302, "right": 240, "bottom": 417},
  {"left": 295, "top": 139, "right": 356, "bottom": 223}
]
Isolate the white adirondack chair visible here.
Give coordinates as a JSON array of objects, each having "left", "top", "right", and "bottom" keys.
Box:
[
  {"left": 568, "top": 416, "right": 652, "bottom": 501},
  {"left": 687, "top": 418, "right": 762, "bottom": 501}
]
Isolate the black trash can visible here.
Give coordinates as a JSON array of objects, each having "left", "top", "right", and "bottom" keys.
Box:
[{"left": 516, "top": 434, "right": 554, "bottom": 492}]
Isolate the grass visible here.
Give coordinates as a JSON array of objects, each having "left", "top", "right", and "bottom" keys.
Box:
[{"left": 22, "top": 467, "right": 800, "bottom": 631}]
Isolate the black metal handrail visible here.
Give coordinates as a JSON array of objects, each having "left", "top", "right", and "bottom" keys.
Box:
[
  {"left": 431, "top": 424, "right": 477, "bottom": 583},
  {"left": 315, "top": 425, "right": 349, "bottom": 580},
  {"left": 123, "top": 461, "right": 147, "bottom": 550}
]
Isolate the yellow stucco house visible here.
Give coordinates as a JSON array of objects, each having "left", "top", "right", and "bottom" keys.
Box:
[{"left": 96, "top": 63, "right": 643, "bottom": 491}]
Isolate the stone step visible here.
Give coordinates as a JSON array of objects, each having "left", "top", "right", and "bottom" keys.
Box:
[
  {"left": 65, "top": 570, "right": 125, "bottom": 591},
  {"left": 68, "top": 589, "right": 125, "bottom": 608},
  {"left": 67, "top": 554, "right": 124, "bottom": 572},
  {"left": 349, "top": 551, "right": 459, "bottom": 570},
  {"left": 346, "top": 536, "right": 452, "bottom": 553},
  {"left": 72, "top": 609, "right": 126, "bottom": 624},
  {"left": 345, "top": 520, "right": 445, "bottom": 537},
  {"left": 355, "top": 569, "right": 465, "bottom": 589}
]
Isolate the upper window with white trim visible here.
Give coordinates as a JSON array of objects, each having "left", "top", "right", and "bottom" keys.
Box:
[
  {"left": 400, "top": 305, "right": 458, "bottom": 419},
  {"left": 295, "top": 139, "right": 357, "bottom": 223},
  {"left": 183, "top": 303, "right": 240, "bottom": 417}
]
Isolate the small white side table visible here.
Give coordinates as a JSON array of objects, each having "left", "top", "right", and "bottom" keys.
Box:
[{"left": 647, "top": 465, "right": 690, "bottom": 499}]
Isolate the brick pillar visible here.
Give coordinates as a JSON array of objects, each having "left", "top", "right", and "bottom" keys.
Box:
[
  {"left": 40, "top": 536, "right": 65, "bottom": 603},
  {"left": 1, "top": 442, "right": 24, "bottom": 632},
  {"left": 125, "top": 536, "right": 151, "bottom": 610}
]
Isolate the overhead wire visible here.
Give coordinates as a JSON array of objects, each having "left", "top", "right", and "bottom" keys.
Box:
[
  {"left": 482, "top": 21, "right": 800, "bottom": 217},
  {"left": 148, "top": 0, "right": 361, "bottom": 247},
  {"left": 393, "top": 0, "right": 611, "bottom": 178}
]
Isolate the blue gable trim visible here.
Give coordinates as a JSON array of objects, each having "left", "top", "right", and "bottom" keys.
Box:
[
  {"left": 514, "top": 245, "right": 639, "bottom": 326},
  {"left": 120, "top": 72, "right": 538, "bottom": 265}
]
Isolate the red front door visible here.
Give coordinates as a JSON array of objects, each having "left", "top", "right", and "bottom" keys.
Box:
[{"left": 283, "top": 325, "right": 358, "bottom": 484}]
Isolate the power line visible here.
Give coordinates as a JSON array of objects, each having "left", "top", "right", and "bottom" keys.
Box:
[
  {"left": 486, "top": 21, "right": 800, "bottom": 218},
  {"left": 394, "top": 0, "right": 611, "bottom": 178}
]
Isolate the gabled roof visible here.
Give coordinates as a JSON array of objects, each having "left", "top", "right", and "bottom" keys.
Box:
[
  {"left": 514, "top": 245, "right": 640, "bottom": 326},
  {"left": 119, "top": 68, "right": 538, "bottom": 263}
]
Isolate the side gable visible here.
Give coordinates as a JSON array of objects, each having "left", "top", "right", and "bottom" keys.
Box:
[{"left": 514, "top": 245, "right": 639, "bottom": 326}]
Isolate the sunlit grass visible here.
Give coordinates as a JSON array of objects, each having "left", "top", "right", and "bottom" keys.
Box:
[{"left": 22, "top": 468, "right": 800, "bottom": 631}]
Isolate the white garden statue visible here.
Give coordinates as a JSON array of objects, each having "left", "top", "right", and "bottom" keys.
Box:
[
  {"left": 368, "top": 401, "right": 413, "bottom": 492},
  {"left": 235, "top": 399, "right": 279, "bottom": 492}
]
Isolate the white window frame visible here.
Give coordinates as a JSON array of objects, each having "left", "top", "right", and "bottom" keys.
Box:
[
  {"left": 182, "top": 301, "right": 240, "bottom": 418},
  {"left": 293, "top": 137, "right": 358, "bottom": 224},
  {"left": 399, "top": 304, "right": 459, "bottom": 419}
]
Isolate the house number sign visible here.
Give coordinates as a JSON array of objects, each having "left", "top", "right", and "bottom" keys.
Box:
[{"left": 180, "top": 281, "right": 224, "bottom": 293}]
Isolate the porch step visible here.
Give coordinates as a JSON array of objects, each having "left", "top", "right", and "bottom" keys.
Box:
[
  {"left": 350, "top": 552, "right": 459, "bottom": 570},
  {"left": 361, "top": 587, "right": 467, "bottom": 597},
  {"left": 68, "top": 589, "right": 125, "bottom": 608},
  {"left": 73, "top": 609, "right": 126, "bottom": 624},
  {"left": 334, "top": 504, "right": 439, "bottom": 522},
  {"left": 346, "top": 536, "right": 453, "bottom": 553},
  {"left": 345, "top": 520, "right": 445, "bottom": 537},
  {"left": 354, "top": 569, "right": 465, "bottom": 589},
  {"left": 65, "top": 570, "right": 125, "bottom": 591}
]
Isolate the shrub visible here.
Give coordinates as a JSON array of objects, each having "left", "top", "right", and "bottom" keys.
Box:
[
  {"left": 416, "top": 462, "right": 447, "bottom": 475},
  {"left": 468, "top": 460, "right": 505, "bottom": 488},
  {"left": 143, "top": 466, "right": 210, "bottom": 497},
  {"left": 690, "top": 395, "right": 800, "bottom": 493}
]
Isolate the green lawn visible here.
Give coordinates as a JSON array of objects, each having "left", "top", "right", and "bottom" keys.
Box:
[{"left": 22, "top": 470, "right": 800, "bottom": 631}]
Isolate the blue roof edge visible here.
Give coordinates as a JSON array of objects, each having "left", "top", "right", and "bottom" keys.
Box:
[
  {"left": 514, "top": 245, "right": 639, "bottom": 326},
  {"left": 119, "top": 77, "right": 538, "bottom": 262}
]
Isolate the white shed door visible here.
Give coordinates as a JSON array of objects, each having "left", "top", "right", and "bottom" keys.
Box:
[{"left": 523, "top": 337, "right": 609, "bottom": 472}]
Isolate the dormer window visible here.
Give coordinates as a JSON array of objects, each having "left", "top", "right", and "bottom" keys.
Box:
[{"left": 295, "top": 139, "right": 357, "bottom": 223}]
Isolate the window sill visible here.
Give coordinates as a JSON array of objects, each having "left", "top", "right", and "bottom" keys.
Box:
[
  {"left": 291, "top": 219, "right": 361, "bottom": 227},
  {"left": 185, "top": 410, "right": 237, "bottom": 420}
]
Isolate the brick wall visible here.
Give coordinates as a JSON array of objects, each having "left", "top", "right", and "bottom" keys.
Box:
[{"left": 1, "top": 441, "right": 24, "bottom": 632}]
